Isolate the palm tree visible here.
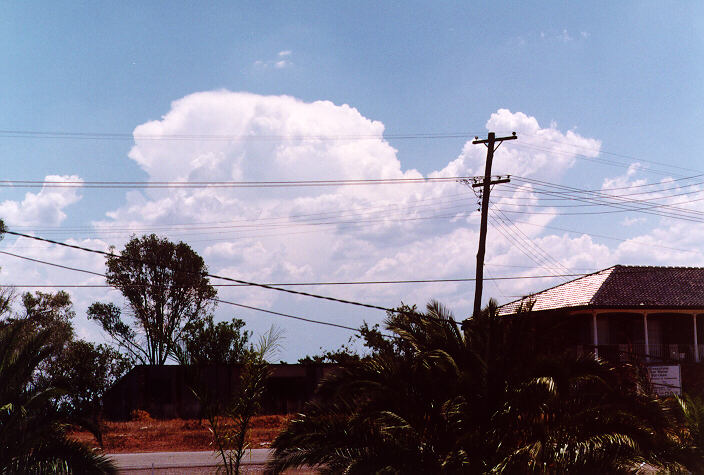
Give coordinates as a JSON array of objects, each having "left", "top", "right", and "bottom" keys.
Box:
[
  {"left": 0, "top": 318, "right": 117, "bottom": 473},
  {"left": 665, "top": 394, "right": 704, "bottom": 473},
  {"left": 270, "top": 300, "right": 685, "bottom": 473}
]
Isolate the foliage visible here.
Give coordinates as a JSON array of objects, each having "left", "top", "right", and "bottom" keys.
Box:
[
  {"left": 47, "top": 339, "right": 132, "bottom": 445},
  {"left": 178, "top": 315, "right": 253, "bottom": 365},
  {"left": 297, "top": 308, "right": 419, "bottom": 365},
  {"left": 22, "top": 290, "right": 76, "bottom": 357},
  {"left": 667, "top": 394, "right": 704, "bottom": 472},
  {"left": 0, "top": 318, "right": 116, "bottom": 473},
  {"left": 88, "top": 234, "right": 217, "bottom": 365},
  {"left": 297, "top": 347, "right": 359, "bottom": 365},
  {"left": 270, "top": 300, "right": 688, "bottom": 473},
  {"left": 7, "top": 291, "right": 79, "bottom": 397},
  {"left": 7, "top": 291, "right": 132, "bottom": 445},
  {"left": 48, "top": 340, "right": 131, "bottom": 415},
  {"left": 193, "top": 327, "right": 283, "bottom": 475},
  {"left": 0, "top": 287, "right": 12, "bottom": 319}
]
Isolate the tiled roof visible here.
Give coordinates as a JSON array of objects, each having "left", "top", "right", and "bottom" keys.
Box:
[{"left": 499, "top": 265, "right": 704, "bottom": 315}]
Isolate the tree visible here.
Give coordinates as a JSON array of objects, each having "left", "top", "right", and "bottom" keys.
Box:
[
  {"left": 88, "top": 234, "right": 217, "bottom": 365},
  {"left": 0, "top": 318, "right": 116, "bottom": 473},
  {"left": 270, "top": 301, "right": 687, "bottom": 473},
  {"left": 47, "top": 340, "right": 132, "bottom": 445},
  {"left": 178, "top": 315, "right": 253, "bottom": 365},
  {"left": 667, "top": 394, "right": 704, "bottom": 472},
  {"left": 192, "top": 327, "right": 283, "bottom": 475},
  {"left": 10, "top": 291, "right": 132, "bottom": 444},
  {"left": 22, "top": 291, "right": 76, "bottom": 360}
]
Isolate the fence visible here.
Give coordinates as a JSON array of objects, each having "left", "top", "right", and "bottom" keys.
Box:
[{"left": 575, "top": 344, "right": 704, "bottom": 363}]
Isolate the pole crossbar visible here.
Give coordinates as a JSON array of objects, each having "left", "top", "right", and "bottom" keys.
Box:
[{"left": 465, "top": 132, "right": 517, "bottom": 319}]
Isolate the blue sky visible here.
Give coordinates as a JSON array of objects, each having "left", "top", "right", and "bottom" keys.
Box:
[{"left": 1, "top": 2, "right": 703, "bottom": 361}]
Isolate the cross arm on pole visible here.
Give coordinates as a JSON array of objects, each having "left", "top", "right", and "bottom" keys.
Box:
[
  {"left": 468, "top": 131, "right": 517, "bottom": 320},
  {"left": 472, "top": 132, "right": 517, "bottom": 145},
  {"left": 471, "top": 176, "right": 510, "bottom": 188}
]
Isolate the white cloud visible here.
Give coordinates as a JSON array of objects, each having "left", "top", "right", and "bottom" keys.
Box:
[
  {"left": 601, "top": 163, "right": 647, "bottom": 191},
  {"left": 433, "top": 108, "right": 601, "bottom": 181},
  {"left": 539, "top": 29, "right": 588, "bottom": 43},
  {"left": 0, "top": 175, "right": 83, "bottom": 226},
  {"left": 622, "top": 217, "right": 646, "bottom": 226},
  {"left": 1, "top": 92, "right": 621, "bottom": 360},
  {"left": 254, "top": 51, "right": 293, "bottom": 69},
  {"left": 92, "top": 93, "right": 611, "bottom": 332},
  {"left": 0, "top": 235, "right": 114, "bottom": 342}
]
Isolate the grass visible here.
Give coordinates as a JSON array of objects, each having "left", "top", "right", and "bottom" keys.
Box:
[{"left": 67, "top": 414, "right": 290, "bottom": 453}]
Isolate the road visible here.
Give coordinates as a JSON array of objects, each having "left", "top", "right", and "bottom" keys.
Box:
[{"left": 108, "top": 450, "right": 316, "bottom": 474}]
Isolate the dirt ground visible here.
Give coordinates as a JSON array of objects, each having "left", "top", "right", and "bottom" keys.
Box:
[{"left": 68, "top": 414, "right": 290, "bottom": 453}]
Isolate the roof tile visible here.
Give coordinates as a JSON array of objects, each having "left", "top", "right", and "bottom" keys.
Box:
[{"left": 499, "top": 265, "right": 704, "bottom": 315}]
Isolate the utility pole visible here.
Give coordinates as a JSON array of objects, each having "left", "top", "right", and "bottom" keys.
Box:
[{"left": 465, "top": 131, "right": 516, "bottom": 319}]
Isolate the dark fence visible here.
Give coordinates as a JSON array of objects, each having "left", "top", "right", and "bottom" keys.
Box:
[{"left": 102, "top": 363, "right": 336, "bottom": 420}]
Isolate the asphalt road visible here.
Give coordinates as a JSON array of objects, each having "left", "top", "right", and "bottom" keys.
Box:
[
  {"left": 108, "top": 450, "right": 317, "bottom": 474},
  {"left": 109, "top": 450, "right": 268, "bottom": 474}
]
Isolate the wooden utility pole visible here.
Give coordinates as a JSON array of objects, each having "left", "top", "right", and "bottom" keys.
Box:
[{"left": 468, "top": 131, "right": 516, "bottom": 318}]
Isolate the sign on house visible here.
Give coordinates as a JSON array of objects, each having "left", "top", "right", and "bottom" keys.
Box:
[{"left": 647, "top": 365, "right": 681, "bottom": 397}]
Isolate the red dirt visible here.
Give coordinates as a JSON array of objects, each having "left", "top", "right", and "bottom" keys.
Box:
[{"left": 68, "top": 414, "right": 290, "bottom": 453}]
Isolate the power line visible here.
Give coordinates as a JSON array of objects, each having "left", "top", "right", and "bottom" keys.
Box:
[
  {"left": 494, "top": 181, "right": 704, "bottom": 210},
  {"left": 488, "top": 215, "right": 571, "bottom": 283},
  {"left": 11, "top": 199, "right": 474, "bottom": 237},
  {"left": 0, "top": 129, "right": 483, "bottom": 142},
  {"left": 509, "top": 177, "right": 704, "bottom": 212},
  {"left": 0, "top": 243, "right": 473, "bottom": 333},
  {"left": 0, "top": 176, "right": 471, "bottom": 189},
  {"left": 513, "top": 131, "right": 703, "bottom": 175},
  {"left": 3, "top": 229, "right": 394, "bottom": 313},
  {"left": 0, "top": 273, "right": 594, "bottom": 289},
  {"left": 11, "top": 192, "right": 473, "bottom": 233},
  {"left": 502, "top": 177, "right": 704, "bottom": 223},
  {"left": 504, "top": 218, "right": 701, "bottom": 256},
  {"left": 213, "top": 298, "right": 360, "bottom": 332},
  {"left": 2, "top": 127, "right": 693, "bottom": 178},
  {"left": 512, "top": 142, "right": 683, "bottom": 177},
  {"left": 0, "top": 250, "right": 105, "bottom": 277},
  {"left": 7, "top": 211, "right": 475, "bottom": 244},
  {"left": 0, "top": 249, "right": 588, "bottom": 288},
  {"left": 0, "top": 247, "right": 373, "bottom": 334},
  {"left": 490, "top": 206, "right": 572, "bottom": 279}
]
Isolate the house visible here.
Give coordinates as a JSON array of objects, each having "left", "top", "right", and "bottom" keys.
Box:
[
  {"left": 102, "top": 363, "right": 336, "bottom": 420},
  {"left": 498, "top": 265, "right": 704, "bottom": 364}
]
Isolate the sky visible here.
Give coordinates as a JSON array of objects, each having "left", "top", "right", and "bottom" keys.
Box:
[{"left": 1, "top": 2, "right": 703, "bottom": 362}]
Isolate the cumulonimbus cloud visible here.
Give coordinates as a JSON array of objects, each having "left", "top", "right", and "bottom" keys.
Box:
[{"left": 2, "top": 91, "right": 630, "bottom": 360}]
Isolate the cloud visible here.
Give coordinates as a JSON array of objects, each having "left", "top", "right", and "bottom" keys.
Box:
[
  {"left": 0, "top": 234, "right": 114, "bottom": 341},
  {"left": 254, "top": 51, "right": 293, "bottom": 69},
  {"left": 1, "top": 92, "right": 619, "bottom": 360},
  {"left": 0, "top": 175, "right": 83, "bottom": 226},
  {"left": 6, "top": 90, "right": 703, "bottom": 362},
  {"left": 94, "top": 93, "right": 610, "bottom": 325},
  {"left": 538, "top": 29, "right": 589, "bottom": 43},
  {"left": 434, "top": 109, "right": 601, "bottom": 181},
  {"left": 622, "top": 217, "right": 646, "bottom": 226}
]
